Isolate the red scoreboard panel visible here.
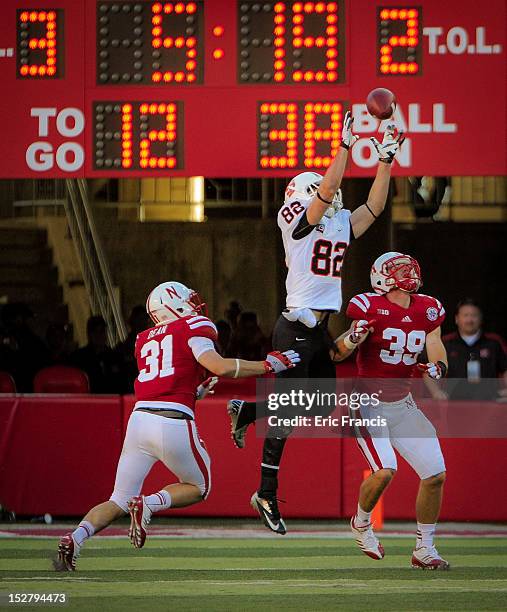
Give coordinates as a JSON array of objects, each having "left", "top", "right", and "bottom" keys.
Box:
[{"left": 0, "top": 0, "right": 505, "bottom": 178}]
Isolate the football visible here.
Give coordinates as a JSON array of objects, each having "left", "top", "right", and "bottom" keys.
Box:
[{"left": 366, "top": 88, "right": 397, "bottom": 120}]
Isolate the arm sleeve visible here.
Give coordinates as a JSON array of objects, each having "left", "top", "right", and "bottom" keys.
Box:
[
  {"left": 428, "top": 298, "right": 446, "bottom": 332},
  {"left": 346, "top": 295, "right": 371, "bottom": 320},
  {"left": 186, "top": 317, "right": 218, "bottom": 342},
  {"left": 188, "top": 337, "right": 216, "bottom": 360},
  {"left": 277, "top": 200, "right": 310, "bottom": 238},
  {"left": 291, "top": 212, "right": 316, "bottom": 240}
]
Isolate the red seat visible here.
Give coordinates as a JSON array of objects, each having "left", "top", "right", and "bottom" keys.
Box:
[
  {"left": 0, "top": 371, "right": 16, "bottom": 393},
  {"left": 33, "top": 366, "right": 90, "bottom": 394}
]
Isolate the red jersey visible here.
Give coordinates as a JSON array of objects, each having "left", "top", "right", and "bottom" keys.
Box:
[
  {"left": 346, "top": 292, "right": 445, "bottom": 400},
  {"left": 134, "top": 315, "right": 217, "bottom": 411}
]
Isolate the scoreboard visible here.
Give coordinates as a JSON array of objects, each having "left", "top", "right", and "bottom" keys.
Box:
[{"left": 0, "top": 0, "right": 505, "bottom": 178}]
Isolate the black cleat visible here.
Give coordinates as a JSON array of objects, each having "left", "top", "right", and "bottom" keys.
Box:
[
  {"left": 227, "top": 399, "right": 248, "bottom": 449},
  {"left": 250, "top": 492, "right": 287, "bottom": 535}
]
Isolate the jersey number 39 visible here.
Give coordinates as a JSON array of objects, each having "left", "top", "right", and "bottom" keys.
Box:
[
  {"left": 138, "top": 336, "right": 174, "bottom": 382},
  {"left": 380, "top": 328, "right": 426, "bottom": 365}
]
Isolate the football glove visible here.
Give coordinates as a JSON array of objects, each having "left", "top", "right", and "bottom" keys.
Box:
[
  {"left": 417, "top": 361, "right": 447, "bottom": 380},
  {"left": 196, "top": 376, "right": 218, "bottom": 400},
  {"left": 341, "top": 110, "right": 359, "bottom": 150},
  {"left": 264, "top": 350, "right": 301, "bottom": 374},
  {"left": 370, "top": 124, "right": 405, "bottom": 164},
  {"left": 343, "top": 319, "right": 375, "bottom": 350}
]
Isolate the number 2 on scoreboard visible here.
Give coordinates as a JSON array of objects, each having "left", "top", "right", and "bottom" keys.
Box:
[{"left": 138, "top": 336, "right": 175, "bottom": 382}]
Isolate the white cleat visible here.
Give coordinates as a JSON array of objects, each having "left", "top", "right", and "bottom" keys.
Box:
[
  {"left": 412, "top": 545, "right": 450, "bottom": 570},
  {"left": 350, "top": 516, "right": 385, "bottom": 560},
  {"left": 127, "top": 495, "right": 153, "bottom": 549}
]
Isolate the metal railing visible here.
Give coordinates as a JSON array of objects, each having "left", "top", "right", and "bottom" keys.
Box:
[{"left": 64, "top": 179, "right": 127, "bottom": 346}]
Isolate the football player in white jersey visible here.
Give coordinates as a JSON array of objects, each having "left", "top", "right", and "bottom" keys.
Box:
[{"left": 227, "top": 113, "right": 406, "bottom": 534}]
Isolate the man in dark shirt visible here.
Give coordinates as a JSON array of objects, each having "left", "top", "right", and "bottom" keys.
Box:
[{"left": 442, "top": 299, "right": 507, "bottom": 400}]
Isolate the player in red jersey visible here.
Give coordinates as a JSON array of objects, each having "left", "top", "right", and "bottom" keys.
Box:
[
  {"left": 54, "top": 281, "right": 299, "bottom": 571},
  {"left": 332, "top": 252, "right": 450, "bottom": 570}
]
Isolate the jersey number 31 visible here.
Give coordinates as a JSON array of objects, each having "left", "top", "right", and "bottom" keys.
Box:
[{"left": 138, "top": 336, "right": 174, "bottom": 382}]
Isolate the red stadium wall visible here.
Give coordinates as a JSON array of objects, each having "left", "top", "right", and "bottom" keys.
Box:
[{"left": 0, "top": 394, "right": 506, "bottom": 522}]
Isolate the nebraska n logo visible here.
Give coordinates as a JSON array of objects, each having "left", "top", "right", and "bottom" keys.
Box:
[{"left": 166, "top": 286, "right": 181, "bottom": 299}]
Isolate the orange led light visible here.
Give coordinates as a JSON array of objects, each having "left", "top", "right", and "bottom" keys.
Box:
[
  {"left": 260, "top": 102, "right": 298, "bottom": 169},
  {"left": 379, "top": 7, "right": 419, "bottom": 75},
  {"left": 213, "top": 48, "right": 224, "bottom": 59},
  {"left": 20, "top": 10, "right": 59, "bottom": 78},
  {"left": 151, "top": 11, "right": 199, "bottom": 83},
  {"left": 290, "top": 0, "right": 339, "bottom": 84},
  {"left": 212, "top": 25, "right": 224, "bottom": 36}
]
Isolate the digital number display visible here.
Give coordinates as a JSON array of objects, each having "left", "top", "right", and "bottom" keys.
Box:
[
  {"left": 258, "top": 101, "right": 344, "bottom": 169},
  {"left": 377, "top": 7, "right": 422, "bottom": 75},
  {"left": 238, "top": 1, "right": 345, "bottom": 84},
  {"left": 96, "top": 1, "right": 203, "bottom": 85},
  {"left": 93, "top": 101, "right": 184, "bottom": 169},
  {"left": 17, "top": 9, "right": 64, "bottom": 78}
]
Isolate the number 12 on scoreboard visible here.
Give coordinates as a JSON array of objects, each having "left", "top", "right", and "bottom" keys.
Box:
[{"left": 93, "top": 101, "right": 184, "bottom": 170}]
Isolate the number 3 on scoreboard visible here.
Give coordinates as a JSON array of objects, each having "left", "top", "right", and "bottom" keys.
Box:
[{"left": 138, "top": 336, "right": 175, "bottom": 382}]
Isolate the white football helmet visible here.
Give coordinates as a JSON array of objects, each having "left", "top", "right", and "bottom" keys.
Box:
[
  {"left": 146, "top": 281, "right": 206, "bottom": 325},
  {"left": 284, "top": 172, "right": 342, "bottom": 218},
  {"left": 371, "top": 252, "right": 422, "bottom": 295}
]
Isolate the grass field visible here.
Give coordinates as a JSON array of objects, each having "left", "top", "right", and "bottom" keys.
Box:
[{"left": 1, "top": 534, "right": 507, "bottom": 610}]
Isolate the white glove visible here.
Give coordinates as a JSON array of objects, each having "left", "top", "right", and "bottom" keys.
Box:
[
  {"left": 196, "top": 376, "right": 218, "bottom": 400},
  {"left": 341, "top": 110, "right": 359, "bottom": 150},
  {"left": 282, "top": 307, "right": 317, "bottom": 329},
  {"left": 343, "top": 319, "right": 375, "bottom": 349},
  {"left": 264, "top": 350, "right": 301, "bottom": 374},
  {"left": 370, "top": 124, "right": 405, "bottom": 164},
  {"left": 418, "top": 361, "right": 446, "bottom": 380}
]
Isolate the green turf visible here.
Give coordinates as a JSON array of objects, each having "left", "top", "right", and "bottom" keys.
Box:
[{"left": 1, "top": 537, "right": 506, "bottom": 611}]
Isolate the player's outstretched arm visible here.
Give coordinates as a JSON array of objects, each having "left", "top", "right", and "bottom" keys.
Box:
[
  {"left": 306, "top": 111, "right": 358, "bottom": 225},
  {"left": 330, "top": 319, "right": 375, "bottom": 362},
  {"left": 350, "top": 124, "right": 405, "bottom": 238},
  {"left": 196, "top": 348, "right": 300, "bottom": 378}
]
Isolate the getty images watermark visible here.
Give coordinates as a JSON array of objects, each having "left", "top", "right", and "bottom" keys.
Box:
[
  {"left": 254, "top": 378, "right": 507, "bottom": 439},
  {"left": 266, "top": 389, "right": 385, "bottom": 429}
]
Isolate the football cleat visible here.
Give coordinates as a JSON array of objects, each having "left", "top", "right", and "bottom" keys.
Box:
[
  {"left": 227, "top": 399, "right": 248, "bottom": 449},
  {"left": 54, "top": 533, "right": 80, "bottom": 571},
  {"left": 250, "top": 492, "right": 287, "bottom": 535},
  {"left": 127, "top": 495, "right": 152, "bottom": 549},
  {"left": 350, "top": 516, "right": 385, "bottom": 560},
  {"left": 411, "top": 546, "right": 450, "bottom": 570}
]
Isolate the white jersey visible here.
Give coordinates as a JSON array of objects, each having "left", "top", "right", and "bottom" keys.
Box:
[{"left": 277, "top": 199, "right": 352, "bottom": 311}]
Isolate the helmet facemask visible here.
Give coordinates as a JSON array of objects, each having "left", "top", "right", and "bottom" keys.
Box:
[
  {"left": 187, "top": 290, "right": 208, "bottom": 317},
  {"left": 383, "top": 255, "right": 422, "bottom": 293}
]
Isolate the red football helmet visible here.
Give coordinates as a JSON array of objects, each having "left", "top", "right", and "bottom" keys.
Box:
[{"left": 371, "top": 252, "right": 422, "bottom": 294}]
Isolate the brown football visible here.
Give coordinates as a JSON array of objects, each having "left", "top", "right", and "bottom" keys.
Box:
[{"left": 366, "top": 88, "right": 397, "bottom": 120}]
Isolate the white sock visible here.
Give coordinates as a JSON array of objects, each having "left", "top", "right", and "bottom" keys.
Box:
[
  {"left": 416, "top": 522, "right": 436, "bottom": 548},
  {"left": 355, "top": 504, "right": 372, "bottom": 527},
  {"left": 72, "top": 521, "right": 95, "bottom": 547},
  {"left": 144, "top": 490, "right": 172, "bottom": 513}
]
